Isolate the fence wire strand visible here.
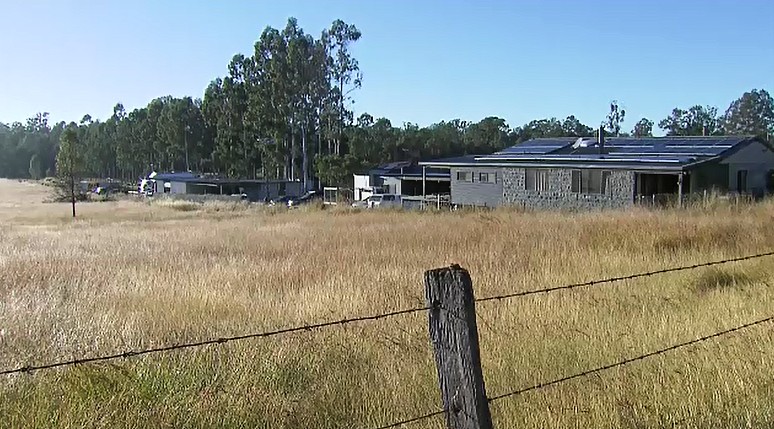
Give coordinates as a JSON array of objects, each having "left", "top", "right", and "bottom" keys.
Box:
[
  {"left": 477, "top": 250, "right": 774, "bottom": 303},
  {"left": 371, "top": 409, "right": 447, "bottom": 429},
  {"left": 0, "top": 305, "right": 430, "bottom": 376},
  {"left": 487, "top": 314, "right": 774, "bottom": 402},
  {"left": 371, "top": 314, "right": 774, "bottom": 428},
  {"left": 3, "top": 251, "right": 773, "bottom": 377},
  {"left": 2, "top": 250, "right": 774, "bottom": 429}
]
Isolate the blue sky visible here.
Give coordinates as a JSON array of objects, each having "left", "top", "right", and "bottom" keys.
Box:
[{"left": 1, "top": 0, "right": 772, "bottom": 134}]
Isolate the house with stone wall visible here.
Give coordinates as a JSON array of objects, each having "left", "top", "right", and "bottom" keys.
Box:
[{"left": 419, "top": 135, "right": 774, "bottom": 210}]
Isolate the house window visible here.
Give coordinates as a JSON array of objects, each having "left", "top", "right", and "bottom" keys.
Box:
[
  {"left": 572, "top": 170, "right": 611, "bottom": 194},
  {"left": 571, "top": 171, "right": 580, "bottom": 192},
  {"left": 479, "top": 172, "right": 496, "bottom": 184},
  {"left": 525, "top": 169, "right": 550, "bottom": 191},
  {"left": 598, "top": 171, "right": 610, "bottom": 194},
  {"left": 737, "top": 170, "right": 748, "bottom": 193},
  {"left": 456, "top": 171, "right": 473, "bottom": 182}
]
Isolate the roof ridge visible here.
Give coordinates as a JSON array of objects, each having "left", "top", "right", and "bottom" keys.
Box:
[{"left": 608, "top": 135, "right": 754, "bottom": 139}]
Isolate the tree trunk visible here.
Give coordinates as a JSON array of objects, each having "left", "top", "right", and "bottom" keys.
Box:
[
  {"left": 290, "top": 124, "right": 296, "bottom": 181},
  {"left": 337, "top": 78, "right": 344, "bottom": 156},
  {"left": 301, "top": 121, "right": 309, "bottom": 191},
  {"left": 243, "top": 140, "right": 248, "bottom": 178},
  {"left": 327, "top": 116, "right": 333, "bottom": 155},
  {"left": 317, "top": 125, "right": 322, "bottom": 156},
  {"left": 70, "top": 174, "right": 76, "bottom": 218},
  {"left": 283, "top": 145, "right": 289, "bottom": 181}
]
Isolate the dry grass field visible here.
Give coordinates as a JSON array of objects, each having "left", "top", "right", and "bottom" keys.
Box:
[{"left": 1, "top": 178, "right": 774, "bottom": 428}]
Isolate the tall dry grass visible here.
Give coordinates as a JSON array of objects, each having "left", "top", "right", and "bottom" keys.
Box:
[{"left": 1, "top": 178, "right": 773, "bottom": 428}]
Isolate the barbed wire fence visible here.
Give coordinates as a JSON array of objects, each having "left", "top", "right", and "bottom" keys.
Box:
[
  {"left": 373, "top": 314, "right": 774, "bottom": 429},
  {"left": 0, "top": 305, "right": 431, "bottom": 376},
  {"left": 2, "top": 251, "right": 774, "bottom": 429}
]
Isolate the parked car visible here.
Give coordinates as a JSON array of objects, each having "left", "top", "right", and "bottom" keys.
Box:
[
  {"left": 366, "top": 194, "right": 402, "bottom": 209},
  {"left": 269, "top": 195, "right": 294, "bottom": 206},
  {"left": 287, "top": 191, "right": 319, "bottom": 208},
  {"left": 351, "top": 197, "right": 372, "bottom": 208}
]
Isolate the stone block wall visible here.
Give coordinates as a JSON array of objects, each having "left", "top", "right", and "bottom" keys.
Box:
[{"left": 501, "top": 168, "right": 635, "bottom": 210}]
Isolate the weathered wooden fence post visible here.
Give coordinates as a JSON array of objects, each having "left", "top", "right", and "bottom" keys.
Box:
[{"left": 425, "top": 264, "right": 493, "bottom": 429}]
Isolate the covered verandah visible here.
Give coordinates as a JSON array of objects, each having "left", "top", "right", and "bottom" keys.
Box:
[{"left": 634, "top": 171, "right": 690, "bottom": 207}]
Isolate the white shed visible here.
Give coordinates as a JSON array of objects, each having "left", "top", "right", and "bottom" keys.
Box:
[{"left": 353, "top": 174, "right": 373, "bottom": 201}]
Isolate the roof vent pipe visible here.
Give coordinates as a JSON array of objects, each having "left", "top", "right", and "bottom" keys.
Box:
[{"left": 598, "top": 125, "right": 605, "bottom": 154}]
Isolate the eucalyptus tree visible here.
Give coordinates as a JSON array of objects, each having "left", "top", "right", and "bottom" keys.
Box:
[
  {"left": 562, "top": 115, "right": 593, "bottom": 137},
  {"left": 659, "top": 105, "right": 722, "bottom": 136},
  {"left": 604, "top": 100, "right": 626, "bottom": 136},
  {"left": 156, "top": 97, "right": 206, "bottom": 172},
  {"left": 252, "top": 27, "right": 291, "bottom": 179},
  {"left": 632, "top": 118, "right": 654, "bottom": 137},
  {"left": 55, "top": 124, "right": 83, "bottom": 217},
  {"left": 284, "top": 19, "right": 332, "bottom": 189},
  {"left": 0, "top": 17, "right": 367, "bottom": 185},
  {"left": 723, "top": 89, "right": 774, "bottom": 139},
  {"left": 323, "top": 19, "right": 362, "bottom": 156}
]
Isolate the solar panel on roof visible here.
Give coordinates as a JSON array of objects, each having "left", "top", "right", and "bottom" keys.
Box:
[
  {"left": 663, "top": 145, "right": 733, "bottom": 149},
  {"left": 495, "top": 136, "right": 750, "bottom": 160},
  {"left": 503, "top": 144, "right": 566, "bottom": 148},
  {"left": 498, "top": 147, "right": 566, "bottom": 155},
  {"left": 608, "top": 136, "right": 746, "bottom": 144},
  {"left": 497, "top": 138, "right": 574, "bottom": 155},
  {"left": 526, "top": 138, "right": 577, "bottom": 144},
  {"left": 503, "top": 144, "right": 565, "bottom": 149}
]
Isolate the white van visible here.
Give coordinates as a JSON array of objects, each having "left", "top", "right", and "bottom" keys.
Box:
[{"left": 368, "top": 194, "right": 402, "bottom": 209}]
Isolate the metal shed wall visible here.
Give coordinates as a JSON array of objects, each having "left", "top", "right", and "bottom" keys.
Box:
[{"left": 450, "top": 167, "right": 503, "bottom": 207}]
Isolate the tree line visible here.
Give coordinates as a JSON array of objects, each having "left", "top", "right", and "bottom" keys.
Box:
[{"left": 1, "top": 18, "right": 773, "bottom": 188}]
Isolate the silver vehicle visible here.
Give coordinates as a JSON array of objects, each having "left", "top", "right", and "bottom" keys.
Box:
[
  {"left": 351, "top": 197, "right": 372, "bottom": 208},
  {"left": 366, "top": 194, "right": 402, "bottom": 208}
]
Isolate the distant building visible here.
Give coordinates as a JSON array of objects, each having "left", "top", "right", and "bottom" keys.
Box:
[
  {"left": 140, "top": 171, "right": 302, "bottom": 202},
  {"left": 420, "top": 135, "right": 774, "bottom": 210},
  {"left": 353, "top": 161, "right": 450, "bottom": 208}
]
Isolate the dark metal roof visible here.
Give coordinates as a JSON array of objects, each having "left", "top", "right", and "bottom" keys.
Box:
[
  {"left": 418, "top": 155, "right": 479, "bottom": 165},
  {"left": 379, "top": 165, "right": 450, "bottom": 179},
  {"left": 149, "top": 172, "right": 198, "bottom": 181},
  {"left": 579, "top": 136, "right": 752, "bottom": 157},
  {"left": 175, "top": 178, "right": 299, "bottom": 185},
  {"left": 422, "top": 157, "right": 701, "bottom": 172},
  {"left": 496, "top": 138, "right": 579, "bottom": 155},
  {"left": 147, "top": 171, "right": 297, "bottom": 185},
  {"left": 421, "top": 136, "right": 761, "bottom": 171},
  {"left": 369, "top": 160, "right": 414, "bottom": 175},
  {"left": 364, "top": 160, "right": 452, "bottom": 179}
]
